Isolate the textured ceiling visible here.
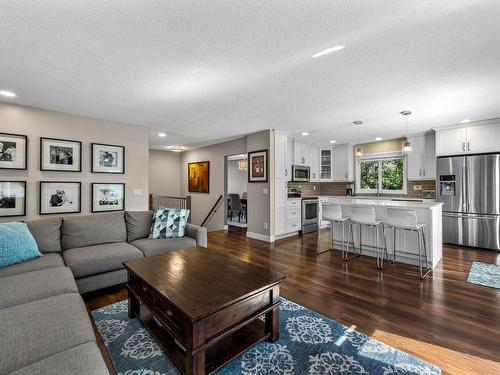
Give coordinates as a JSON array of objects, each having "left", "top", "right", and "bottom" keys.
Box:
[{"left": 1, "top": 1, "right": 500, "bottom": 149}]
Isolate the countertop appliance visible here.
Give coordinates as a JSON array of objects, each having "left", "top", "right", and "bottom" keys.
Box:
[
  {"left": 345, "top": 183, "right": 354, "bottom": 196},
  {"left": 292, "top": 165, "right": 310, "bottom": 182},
  {"left": 301, "top": 197, "right": 319, "bottom": 234},
  {"left": 437, "top": 153, "right": 500, "bottom": 251}
]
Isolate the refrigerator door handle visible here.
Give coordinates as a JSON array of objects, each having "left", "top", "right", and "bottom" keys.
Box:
[{"left": 462, "top": 166, "right": 468, "bottom": 212}]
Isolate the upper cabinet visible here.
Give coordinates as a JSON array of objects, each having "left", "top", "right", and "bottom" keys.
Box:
[
  {"left": 310, "top": 146, "right": 320, "bottom": 182},
  {"left": 319, "top": 148, "right": 333, "bottom": 181},
  {"left": 286, "top": 138, "right": 293, "bottom": 181},
  {"left": 407, "top": 132, "right": 436, "bottom": 180},
  {"left": 332, "top": 144, "right": 354, "bottom": 182},
  {"left": 435, "top": 122, "right": 500, "bottom": 156},
  {"left": 274, "top": 132, "right": 289, "bottom": 180},
  {"left": 293, "top": 141, "right": 310, "bottom": 166}
]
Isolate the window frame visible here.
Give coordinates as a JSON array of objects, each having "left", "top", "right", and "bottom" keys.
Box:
[{"left": 356, "top": 152, "right": 407, "bottom": 195}]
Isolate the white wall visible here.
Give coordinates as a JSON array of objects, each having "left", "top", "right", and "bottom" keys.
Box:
[
  {"left": 181, "top": 137, "right": 247, "bottom": 231},
  {"left": 227, "top": 159, "right": 247, "bottom": 197},
  {"left": 0, "top": 103, "right": 149, "bottom": 220},
  {"left": 149, "top": 150, "right": 181, "bottom": 196}
]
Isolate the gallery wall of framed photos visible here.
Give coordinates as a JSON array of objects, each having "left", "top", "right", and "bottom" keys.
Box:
[{"left": 0, "top": 103, "right": 150, "bottom": 220}]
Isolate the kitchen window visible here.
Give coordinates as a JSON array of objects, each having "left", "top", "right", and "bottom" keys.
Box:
[{"left": 356, "top": 154, "right": 407, "bottom": 194}]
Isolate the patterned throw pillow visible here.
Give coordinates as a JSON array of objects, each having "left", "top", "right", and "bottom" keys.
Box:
[
  {"left": 149, "top": 207, "right": 190, "bottom": 239},
  {"left": 0, "top": 222, "right": 43, "bottom": 268}
]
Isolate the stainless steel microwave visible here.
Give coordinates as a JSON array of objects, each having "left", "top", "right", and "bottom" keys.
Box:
[{"left": 292, "top": 165, "right": 310, "bottom": 182}]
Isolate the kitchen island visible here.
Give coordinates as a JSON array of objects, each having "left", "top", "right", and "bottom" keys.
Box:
[{"left": 319, "top": 197, "right": 443, "bottom": 268}]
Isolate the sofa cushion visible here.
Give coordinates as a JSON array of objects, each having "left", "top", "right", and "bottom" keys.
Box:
[
  {"left": 63, "top": 242, "right": 143, "bottom": 278},
  {"left": 0, "top": 222, "right": 42, "bottom": 268},
  {"left": 0, "top": 293, "right": 96, "bottom": 374},
  {"left": 0, "top": 267, "right": 78, "bottom": 309},
  {"left": 125, "top": 210, "right": 153, "bottom": 241},
  {"left": 149, "top": 207, "right": 190, "bottom": 239},
  {"left": 0, "top": 252, "right": 64, "bottom": 278},
  {"left": 9, "top": 342, "right": 109, "bottom": 375},
  {"left": 61, "top": 212, "right": 127, "bottom": 250},
  {"left": 76, "top": 268, "right": 127, "bottom": 294},
  {"left": 131, "top": 236, "right": 196, "bottom": 257},
  {"left": 26, "top": 217, "right": 62, "bottom": 253}
]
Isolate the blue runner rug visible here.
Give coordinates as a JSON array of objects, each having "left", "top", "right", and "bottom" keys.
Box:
[
  {"left": 91, "top": 299, "right": 440, "bottom": 375},
  {"left": 467, "top": 261, "right": 500, "bottom": 289}
]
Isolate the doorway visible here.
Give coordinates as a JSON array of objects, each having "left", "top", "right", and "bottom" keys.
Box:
[{"left": 225, "top": 154, "right": 248, "bottom": 231}]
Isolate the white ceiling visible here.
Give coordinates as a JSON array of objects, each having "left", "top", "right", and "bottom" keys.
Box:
[{"left": 1, "top": 1, "right": 500, "bottom": 150}]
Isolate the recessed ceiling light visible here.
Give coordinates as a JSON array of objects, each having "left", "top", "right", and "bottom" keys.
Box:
[
  {"left": 375, "top": 137, "right": 383, "bottom": 141},
  {"left": 302, "top": 132, "right": 309, "bottom": 136},
  {"left": 329, "top": 140, "right": 336, "bottom": 144},
  {"left": 158, "top": 132, "right": 166, "bottom": 137},
  {"left": 460, "top": 119, "right": 471, "bottom": 124},
  {"left": 312, "top": 45, "right": 345, "bottom": 58},
  {"left": 0, "top": 90, "right": 16, "bottom": 97}
]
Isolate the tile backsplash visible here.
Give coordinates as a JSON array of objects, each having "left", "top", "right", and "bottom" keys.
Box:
[{"left": 288, "top": 180, "right": 435, "bottom": 198}]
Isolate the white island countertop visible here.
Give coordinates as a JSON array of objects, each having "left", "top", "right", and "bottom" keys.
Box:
[
  {"left": 320, "top": 196, "right": 443, "bottom": 209},
  {"left": 318, "top": 196, "right": 443, "bottom": 268}
]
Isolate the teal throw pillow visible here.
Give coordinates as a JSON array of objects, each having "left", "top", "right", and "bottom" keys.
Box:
[
  {"left": 149, "top": 207, "right": 190, "bottom": 239},
  {"left": 0, "top": 222, "right": 42, "bottom": 268}
]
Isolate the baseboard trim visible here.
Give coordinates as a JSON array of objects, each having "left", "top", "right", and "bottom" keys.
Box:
[
  {"left": 246, "top": 231, "right": 274, "bottom": 243},
  {"left": 274, "top": 231, "right": 300, "bottom": 241},
  {"left": 224, "top": 225, "right": 228, "bottom": 230}
]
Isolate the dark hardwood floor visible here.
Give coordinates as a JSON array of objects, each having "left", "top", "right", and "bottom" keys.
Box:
[{"left": 84, "top": 230, "right": 500, "bottom": 375}]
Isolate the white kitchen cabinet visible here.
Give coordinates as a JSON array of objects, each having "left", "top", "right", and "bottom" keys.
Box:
[
  {"left": 319, "top": 148, "right": 333, "bottom": 181},
  {"left": 274, "top": 132, "right": 288, "bottom": 180},
  {"left": 310, "top": 146, "right": 320, "bottom": 181},
  {"left": 435, "top": 127, "right": 466, "bottom": 156},
  {"left": 274, "top": 179, "right": 288, "bottom": 236},
  {"left": 293, "top": 141, "right": 310, "bottom": 166},
  {"left": 332, "top": 144, "right": 354, "bottom": 182},
  {"left": 286, "top": 198, "right": 301, "bottom": 233},
  {"left": 301, "top": 143, "right": 311, "bottom": 166},
  {"left": 435, "top": 123, "right": 500, "bottom": 156},
  {"left": 466, "top": 124, "right": 498, "bottom": 154},
  {"left": 286, "top": 139, "right": 293, "bottom": 181},
  {"left": 407, "top": 132, "right": 436, "bottom": 180}
]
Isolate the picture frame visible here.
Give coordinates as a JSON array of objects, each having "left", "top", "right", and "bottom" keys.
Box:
[
  {"left": 0, "top": 181, "right": 26, "bottom": 217},
  {"left": 39, "top": 181, "right": 81, "bottom": 215},
  {"left": 188, "top": 161, "right": 210, "bottom": 193},
  {"left": 40, "top": 137, "right": 82, "bottom": 172},
  {"left": 0, "top": 133, "right": 28, "bottom": 170},
  {"left": 248, "top": 149, "right": 268, "bottom": 182},
  {"left": 92, "top": 183, "right": 125, "bottom": 213},
  {"left": 91, "top": 143, "right": 125, "bottom": 174}
]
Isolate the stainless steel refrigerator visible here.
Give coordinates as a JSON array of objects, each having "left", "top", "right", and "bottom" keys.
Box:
[{"left": 436, "top": 153, "right": 500, "bottom": 251}]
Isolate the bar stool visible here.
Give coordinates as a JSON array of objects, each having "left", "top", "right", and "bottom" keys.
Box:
[
  {"left": 384, "top": 208, "right": 431, "bottom": 279},
  {"left": 347, "top": 205, "right": 392, "bottom": 268},
  {"left": 316, "top": 204, "right": 350, "bottom": 256}
]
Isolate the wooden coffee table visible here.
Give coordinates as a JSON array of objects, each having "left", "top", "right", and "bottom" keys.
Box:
[{"left": 123, "top": 246, "right": 285, "bottom": 375}]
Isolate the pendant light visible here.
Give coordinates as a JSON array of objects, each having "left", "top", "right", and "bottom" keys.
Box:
[
  {"left": 400, "top": 110, "right": 412, "bottom": 153},
  {"left": 353, "top": 120, "right": 363, "bottom": 157}
]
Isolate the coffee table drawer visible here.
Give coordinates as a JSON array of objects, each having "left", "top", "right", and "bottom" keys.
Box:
[
  {"left": 128, "top": 274, "right": 155, "bottom": 307},
  {"left": 204, "top": 290, "right": 271, "bottom": 340}
]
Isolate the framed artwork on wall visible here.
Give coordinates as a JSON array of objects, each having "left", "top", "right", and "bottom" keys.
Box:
[
  {"left": 91, "top": 143, "right": 125, "bottom": 174},
  {"left": 188, "top": 161, "right": 210, "bottom": 193},
  {"left": 0, "top": 181, "right": 26, "bottom": 217},
  {"left": 92, "top": 183, "right": 125, "bottom": 212},
  {"left": 0, "top": 133, "right": 27, "bottom": 170},
  {"left": 248, "top": 149, "right": 268, "bottom": 182},
  {"left": 40, "top": 137, "right": 82, "bottom": 172},
  {"left": 39, "top": 181, "right": 81, "bottom": 215}
]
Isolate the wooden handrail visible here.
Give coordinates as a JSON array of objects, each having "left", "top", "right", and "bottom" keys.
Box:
[{"left": 201, "top": 194, "right": 223, "bottom": 227}]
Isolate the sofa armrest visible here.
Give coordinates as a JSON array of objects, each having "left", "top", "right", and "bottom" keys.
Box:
[{"left": 185, "top": 223, "right": 208, "bottom": 248}]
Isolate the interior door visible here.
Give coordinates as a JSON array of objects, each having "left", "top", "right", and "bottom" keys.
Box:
[
  {"left": 436, "top": 156, "right": 466, "bottom": 213},
  {"left": 467, "top": 153, "right": 500, "bottom": 215}
]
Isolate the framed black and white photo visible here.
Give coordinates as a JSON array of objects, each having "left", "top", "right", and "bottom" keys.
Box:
[
  {"left": 0, "top": 133, "right": 27, "bottom": 170},
  {"left": 40, "top": 137, "right": 82, "bottom": 172},
  {"left": 92, "top": 183, "right": 125, "bottom": 212},
  {"left": 39, "top": 181, "right": 81, "bottom": 215},
  {"left": 0, "top": 181, "right": 26, "bottom": 217},
  {"left": 91, "top": 143, "right": 125, "bottom": 174}
]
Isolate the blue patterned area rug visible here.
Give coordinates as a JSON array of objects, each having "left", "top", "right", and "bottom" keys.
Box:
[
  {"left": 91, "top": 299, "right": 440, "bottom": 375},
  {"left": 467, "top": 261, "right": 500, "bottom": 289}
]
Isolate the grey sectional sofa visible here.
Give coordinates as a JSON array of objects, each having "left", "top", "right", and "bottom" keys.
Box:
[{"left": 0, "top": 210, "right": 207, "bottom": 375}]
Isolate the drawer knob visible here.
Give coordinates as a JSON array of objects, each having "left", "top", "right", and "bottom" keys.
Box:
[
  {"left": 142, "top": 286, "right": 147, "bottom": 292},
  {"left": 166, "top": 309, "right": 173, "bottom": 318}
]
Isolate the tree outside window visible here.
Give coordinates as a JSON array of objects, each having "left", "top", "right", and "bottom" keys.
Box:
[{"left": 357, "top": 156, "right": 406, "bottom": 194}]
